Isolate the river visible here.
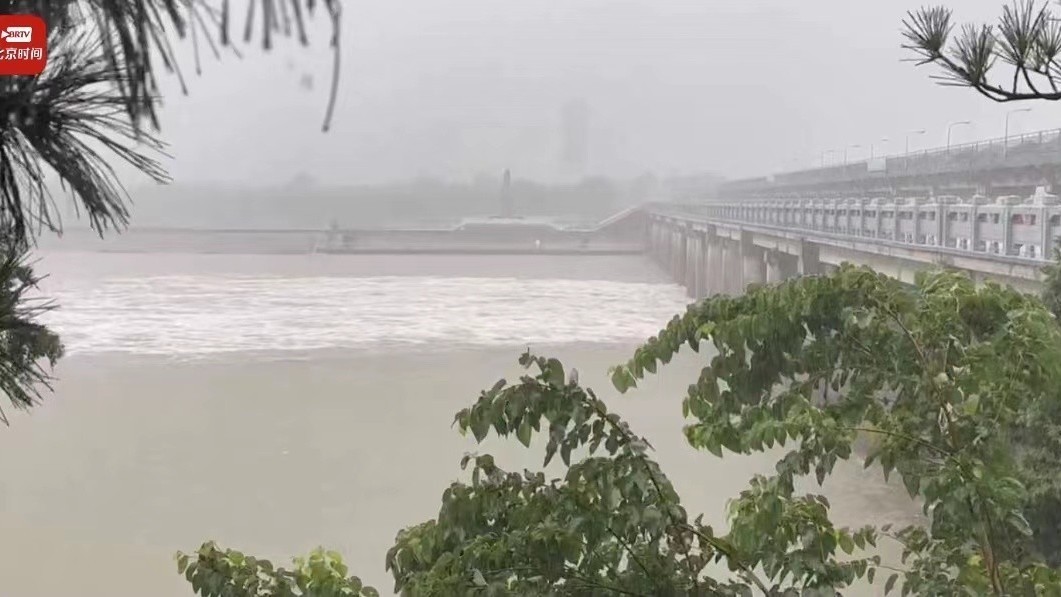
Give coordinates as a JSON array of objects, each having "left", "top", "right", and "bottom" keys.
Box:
[{"left": 0, "top": 251, "right": 920, "bottom": 595}]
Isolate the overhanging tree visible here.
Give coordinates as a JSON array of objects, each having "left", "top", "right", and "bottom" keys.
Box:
[
  {"left": 905, "top": 0, "right": 1061, "bottom": 568},
  {"left": 903, "top": 0, "right": 1061, "bottom": 102},
  {"left": 0, "top": 1, "right": 355, "bottom": 592},
  {"left": 0, "top": 0, "right": 339, "bottom": 417}
]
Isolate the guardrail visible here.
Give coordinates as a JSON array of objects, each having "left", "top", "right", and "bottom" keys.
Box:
[{"left": 649, "top": 189, "right": 1061, "bottom": 264}]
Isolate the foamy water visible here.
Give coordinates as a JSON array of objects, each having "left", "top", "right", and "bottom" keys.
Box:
[{"left": 40, "top": 274, "right": 690, "bottom": 356}]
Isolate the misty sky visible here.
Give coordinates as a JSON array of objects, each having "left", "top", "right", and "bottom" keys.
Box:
[{"left": 136, "top": 0, "right": 1061, "bottom": 188}]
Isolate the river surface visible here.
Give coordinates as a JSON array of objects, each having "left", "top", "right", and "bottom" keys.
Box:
[{"left": 0, "top": 252, "right": 920, "bottom": 595}]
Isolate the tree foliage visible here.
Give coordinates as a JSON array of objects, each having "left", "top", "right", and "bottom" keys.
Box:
[
  {"left": 0, "top": 0, "right": 337, "bottom": 419},
  {"left": 186, "top": 265, "right": 1061, "bottom": 596},
  {"left": 1042, "top": 248, "right": 1061, "bottom": 320},
  {"left": 903, "top": 0, "right": 1061, "bottom": 102},
  {"left": 0, "top": 0, "right": 340, "bottom": 244},
  {"left": 615, "top": 265, "right": 1061, "bottom": 595},
  {"left": 0, "top": 243, "right": 62, "bottom": 424},
  {"left": 177, "top": 542, "right": 379, "bottom": 597}
]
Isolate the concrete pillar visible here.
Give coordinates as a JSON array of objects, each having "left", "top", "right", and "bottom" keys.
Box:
[
  {"left": 726, "top": 239, "right": 743, "bottom": 295},
  {"left": 719, "top": 240, "right": 734, "bottom": 295},
  {"left": 765, "top": 250, "right": 782, "bottom": 284},
  {"left": 675, "top": 230, "right": 688, "bottom": 283},
  {"left": 668, "top": 229, "right": 677, "bottom": 278},
  {"left": 798, "top": 240, "right": 820, "bottom": 276},
  {"left": 706, "top": 232, "right": 722, "bottom": 296},
  {"left": 657, "top": 224, "right": 666, "bottom": 266},
  {"left": 730, "top": 240, "right": 744, "bottom": 294},
  {"left": 658, "top": 225, "right": 666, "bottom": 266},
  {"left": 649, "top": 223, "right": 659, "bottom": 264},
  {"left": 691, "top": 233, "right": 706, "bottom": 299},
  {"left": 649, "top": 224, "right": 656, "bottom": 263},
  {"left": 780, "top": 252, "right": 799, "bottom": 280},
  {"left": 697, "top": 232, "right": 710, "bottom": 299},
  {"left": 684, "top": 232, "right": 697, "bottom": 297},
  {"left": 741, "top": 232, "right": 765, "bottom": 290}
]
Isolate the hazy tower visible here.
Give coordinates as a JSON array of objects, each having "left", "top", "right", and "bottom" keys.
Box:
[
  {"left": 500, "top": 169, "right": 513, "bottom": 217},
  {"left": 559, "top": 99, "right": 590, "bottom": 180}
]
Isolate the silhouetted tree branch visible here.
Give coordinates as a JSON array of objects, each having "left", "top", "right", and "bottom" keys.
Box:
[
  {"left": 904, "top": 1, "right": 1061, "bottom": 102},
  {"left": 0, "top": 0, "right": 339, "bottom": 244},
  {"left": 0, "top": 0, "right": 340, "bottom": 420}
]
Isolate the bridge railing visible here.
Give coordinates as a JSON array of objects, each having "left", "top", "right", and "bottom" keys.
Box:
[{"left": 649, "top": 190, "right": 1061, "bottom": 264}]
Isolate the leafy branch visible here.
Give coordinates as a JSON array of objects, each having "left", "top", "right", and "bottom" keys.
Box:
[{"left": 619, "top": 265, "right": 1061, "bottom": 595}]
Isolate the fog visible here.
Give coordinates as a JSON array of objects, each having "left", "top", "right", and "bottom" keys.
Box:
[
  {"left": 10, "top": 3, "right": 1017, "bottom": 595},
  {"left": 117, "top": 0, "right": 1060, "bottom": 194}
]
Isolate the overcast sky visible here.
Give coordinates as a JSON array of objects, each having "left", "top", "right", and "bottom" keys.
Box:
[{"left": 135, "top": 0, "right": 1061, "bottom": 187}]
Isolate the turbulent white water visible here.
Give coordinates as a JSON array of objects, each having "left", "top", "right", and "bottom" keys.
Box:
[{"left": 40, "top": 274, "right": 691, "bottom": 356}]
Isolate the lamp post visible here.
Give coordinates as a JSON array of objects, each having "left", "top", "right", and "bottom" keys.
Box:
[
  {"left": 870, "top": 138, "right": 889, "bottom": 160},
  {"left": 905, "top": 129, "right": 925, "bottom": 171},
  {"left": 947, "top": 120, "right": 972, "bottom": 151},
  {"left": 1003, "top": 107, "right": 1032, "bottom": 159},
  {"left": 906, "top": 129, "right": 925, "bottom": 155},
  {"left": 843, "top": 144, "right": 862, "bottom": 165}
]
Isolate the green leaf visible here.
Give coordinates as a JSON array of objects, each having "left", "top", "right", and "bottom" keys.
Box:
[
  {"left": 517, "top": 419, "right": 532, "bottom": 447},
  {"left": 838, "top": 532, "right": 854, "bottom": 554},
  {"left": 546, "top": 358, "right": 565, "bottom": 388},
  {"left": 705, "top": 436, "right": 723, "bottom": 458},
  {"left": 885, "top": 573, "right": 898, "bottom": 595},
  {"left": 610, "top": 366, "right": 637, "bottom": 393},
  {"left": 901, "top": 473, "right": 920, "bottom": 498},
  {"left": 610, "top": 366, "right": 629, "bottom": 392}
]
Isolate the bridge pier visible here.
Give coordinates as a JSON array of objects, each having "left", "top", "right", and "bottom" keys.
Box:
[
  {"left": 646, "top": 187, "right": 1052, "bottom": 294},
  {"left": 741, "top": 233, "right": 765, "bottom": 289},
  {"left": 670, "top": 228, "right": 684, "bottom": 283},
  {"left": 798, "top": 241, "right": 820, "bottom": 276},
  {"left": 706, "top": 230, "right": 722, "bottom": 297},
  {"left": 646, "top": 218, "right": 830, "bottom": 297},
  {"left": 693, "top": 232, "right": 708, "bottom": 299},
  {"left": 765, "top": 250, "right": 784, "bottom": 283},
  {"left": 685, "top": 230, "right": 699, "bottom": 298},
  {"left": 718, "top": 239, "right": 735, "bottom": 295}
]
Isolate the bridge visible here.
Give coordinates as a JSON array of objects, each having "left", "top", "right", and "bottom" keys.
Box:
[
  {"left": 721, "top": 127, "right": 1061, "bottom": 200},
  {"left": 644, "top": 129, "right": 1061, "bottom": 298}
]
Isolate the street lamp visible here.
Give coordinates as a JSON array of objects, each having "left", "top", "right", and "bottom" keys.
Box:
[
  {"left": 905, "top": 129, "right": 925, "bottom": 171},
  {"left": 947, "top": 120, "right": 972, "bottom": 151},
  {"left": 870, "top": 138, "right": 889, "bottom": 160},
  {"left": 1004, "top": 107, "right": 1032, "bottom": 159},
  {"left": 906, "top": 129, "right": 926, "bottom": 155},
  {"left": 843, "top": 144, "right": 862, "bottom": 165}
]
